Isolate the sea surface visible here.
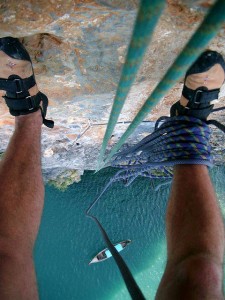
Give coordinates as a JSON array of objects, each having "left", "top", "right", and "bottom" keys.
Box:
[{"left": 34, "top": 166, "right": 225, "bottom": 300}]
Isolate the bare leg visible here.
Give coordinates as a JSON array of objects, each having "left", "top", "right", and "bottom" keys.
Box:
[
  {"left": 156, "top": 52, "right": 225, "bottom": 299},
  {"left": 0, "top": 110, "right": 43, "bottom": 299},
  {"left": 156, "top": 164, "right": 225, "bottom": 299},
  {"left": 0, "top": 39, "right": 46, "bottom": 299}
]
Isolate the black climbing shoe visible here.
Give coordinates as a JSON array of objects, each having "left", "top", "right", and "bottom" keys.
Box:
[
  {"left": 0, "top": 37, "right": 54, "bottom": 128},
  {"left": 170, "top": 50, "right": 225, "bottom": 121}
]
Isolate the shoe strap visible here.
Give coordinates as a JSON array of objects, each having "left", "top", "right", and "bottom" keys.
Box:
[
  {"left": 4, "top": 91, "right": 54, "bottom": 128},
  {"left": 182, "top": 85, "right": 220, "bottom": 106},
  {"left": 206, "top": 119, "right": 225, "bottom": 133},
  {"left": 4, "top": 92, "right": 41, "bottom": 111},
  {"left": 0, "top": 74, "right": 36, "bottom": 94},
  {"left": 173, "top": 101, "right": 214, "bottom": 120},
  {"left": 39, "top": 92, "right": 54, "bottom": 128},
  {"left": 211, "top": 106, "right": 225, "bottom": 113}
]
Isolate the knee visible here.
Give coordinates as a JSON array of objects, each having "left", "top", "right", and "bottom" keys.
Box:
[
  {"left": 156, "top": 255, "right": 224, "bottom": 300},
  {"left": 178, "top": 255, "right": 223, "bottom": 292}
]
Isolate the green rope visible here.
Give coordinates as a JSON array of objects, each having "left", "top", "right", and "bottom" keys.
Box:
[
  {"left": 104, "top": 0, "right": 225, "bottom": 165},
  {"left": 97, "top": 0, "right": 166, "bottom": 168}
]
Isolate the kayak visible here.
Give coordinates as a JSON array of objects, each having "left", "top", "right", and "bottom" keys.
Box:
[{"left": 89, "top": 239, "right": 131, "bottom": 264}]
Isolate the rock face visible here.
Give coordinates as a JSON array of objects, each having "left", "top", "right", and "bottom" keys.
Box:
[{"left": 0, "top": 0, "right": 225, "bottom": 187}]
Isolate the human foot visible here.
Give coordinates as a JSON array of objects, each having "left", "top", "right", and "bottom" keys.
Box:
[
  {"left": 0, "top": 37, "right": 54, "bottom": 128},
  {"left": 170, "top": 50, "right": 225, "bottom": 120}
]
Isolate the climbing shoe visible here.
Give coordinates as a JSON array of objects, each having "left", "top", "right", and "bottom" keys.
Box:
[
  {"left": 170, "top": 50, "right": 225, "bottom": 121},
  {"left": 0, "top": 37, "right": 54, "bottom": 128}
]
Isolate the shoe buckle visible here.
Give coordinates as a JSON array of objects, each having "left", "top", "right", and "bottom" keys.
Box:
[
  {"left": 14, "top": 78, "right": 23, "bottom": 94},
  {"left": 26, "top": 96, "right": 35, "bottom": 110},
  {"left": 193, "top": 89, "right": 203, "bottom": 104}
]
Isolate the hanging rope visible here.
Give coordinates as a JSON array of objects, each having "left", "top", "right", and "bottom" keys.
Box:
[
  {"left": 97, "top": 0, "right": 166, "bottom": 168},
  {"left": 102, "top": 0, "right": 225, "bottom": 165}
]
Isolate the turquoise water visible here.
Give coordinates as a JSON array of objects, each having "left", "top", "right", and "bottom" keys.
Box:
[{"left": 34, "top": 166, "right": 225, "bottom": 300}]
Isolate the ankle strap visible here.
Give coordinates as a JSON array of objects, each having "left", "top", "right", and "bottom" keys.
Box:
[
  {"left": 173, "top": 101, "right": 214, "bottom": 120},
  {"left": 182, "top": 85, "right": 220, "bottom": 105},
  {"left": 0, "top": 75, "right": 36, "bottom": 93},
  {"left": 4, "top": 92, "right": 42, "bottom": 112},
  {"left": 4, "top": 91, "right": 54, "bottom": 128}
]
